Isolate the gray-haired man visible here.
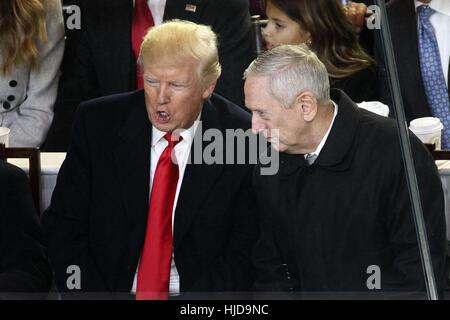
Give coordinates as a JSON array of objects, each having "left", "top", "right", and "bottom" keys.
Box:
[{"left": 244, "top": 44, "right": 447, "bottom": 298}]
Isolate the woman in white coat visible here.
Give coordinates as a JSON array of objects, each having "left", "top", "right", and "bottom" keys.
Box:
[{"left": 0, "top": 0, "right": 64, "bottom": 147}]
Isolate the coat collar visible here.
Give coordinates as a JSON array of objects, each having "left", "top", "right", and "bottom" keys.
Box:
[
  {"left": 279, "top": 89, "right": 361, "bottom": 176},
  {"left": 313, "top": 89, "right": 361, "bottom": 170},
  {"left": 113, "top": 90, "right": 152, "bottom": 237}
]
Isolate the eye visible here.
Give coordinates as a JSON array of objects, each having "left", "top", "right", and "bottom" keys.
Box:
[
  {"left": 145, "top": 79, "right": 159, "bottom": 87},
  {"left": 170, "top": 82, "right": 185, "bottom": 90},
  {"left": 275, "top": 22, "right": 285, "bottom": 29},
  {"left": 254, "top": 110, "right": 268, "bottom": 120}
]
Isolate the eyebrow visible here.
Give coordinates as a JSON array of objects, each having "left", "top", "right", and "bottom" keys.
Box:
[
  {"left": 143, "top": 75, "right": 157, "bottom": 81},
  {"left": 269, "top": 16, "right": 288, "bottom": 24},
  {"left": 250, "top": 108, "right": 266, "bottom": 115}
]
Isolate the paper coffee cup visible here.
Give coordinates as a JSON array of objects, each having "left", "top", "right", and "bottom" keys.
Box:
[
  {"left": 409, "top": 117, "right": 443, "bottom": 149},
  {"left": 0, "top": 127, "right": 10, "bottom": 147}
]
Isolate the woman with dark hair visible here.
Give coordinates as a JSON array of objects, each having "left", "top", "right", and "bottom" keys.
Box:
[
  {"left": 263, "top": 0, "right": 380, "bottom": 102},
  {"left": 0, "top": 0, "right": 64, "bottom": 147}
]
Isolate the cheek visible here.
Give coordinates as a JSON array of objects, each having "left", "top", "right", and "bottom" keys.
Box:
[
  {"left": 144, "top": 88, "right": 157, "bottom": 105},
  {"left": 297, "top": 32, "right": 309, "bottom": 44},
  {"left": 276, "top": 24, "right": 305, "bottom": 46},
  {"left": 269, "top": 29, "right": 284, "bottom": 44},
  {"left": 287, "top": 30, "right": 304, "bottom": 45},
  {"left": 294, "top": 25, "right": 310, "bottom": 44},
  {"left": 173, "top": 92, "right": 202, "bottom": 118},
  {"left": 144, "top": 91, "right": 153, "bottom": 112}
]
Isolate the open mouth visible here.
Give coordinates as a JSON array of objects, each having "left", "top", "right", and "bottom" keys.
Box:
[{"left": 156, "top": 111, "right": 170, "bottom": 124}]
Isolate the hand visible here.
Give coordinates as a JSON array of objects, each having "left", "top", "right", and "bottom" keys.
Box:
[{"left": 344, "top": 2, "right": 374, "bottom": 33}]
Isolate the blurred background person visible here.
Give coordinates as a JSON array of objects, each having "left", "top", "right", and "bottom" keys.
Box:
[
  {"left": 0, "top": 160, "right": 52, "bottom": 298},
  {"left": 43, "top": 0, "right": 255, "bottom": 152},
  {"left": 376, "top": 0, "right": 450, "bottom": 148},
  {"left": 262, "top": 0, "right": 380, "bottom": 103},
  {"left": 0, "top": 0, "right": 64, "bottom": 147}
]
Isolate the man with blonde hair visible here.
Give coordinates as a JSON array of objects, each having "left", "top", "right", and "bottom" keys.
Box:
[{"left": 42, "top": 20, "right": 258, "bottom": 300}]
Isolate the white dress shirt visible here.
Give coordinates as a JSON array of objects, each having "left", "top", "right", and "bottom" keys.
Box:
[
  {"left": 415, "top": 0, "right": 450, "bottom": 87},
  {"left": 131, "top": 115, "right": 201, "bottom": 295},
  {"left": 133, "top": 0, "right": 166, "bottom": 26},
  {"left": 304, "top": 102, "right": 338, "bottom": 164}
]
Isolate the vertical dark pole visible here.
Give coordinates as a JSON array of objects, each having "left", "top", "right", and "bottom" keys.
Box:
[
  {"left": 251, "top": 15, "right": 263, "bottom": 56},
  {"left": 375, "top": 0, "right": 438, "bottom": 300}
]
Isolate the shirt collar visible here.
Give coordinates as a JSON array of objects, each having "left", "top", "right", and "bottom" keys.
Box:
[
  {"left": 304, "top": 101, "right": 338, "bottom": 161},
  {"left": 415, "top": 0, "right": 450, "bottom": 17}
]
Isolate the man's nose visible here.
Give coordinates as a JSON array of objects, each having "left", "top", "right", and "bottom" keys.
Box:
[
  {"left": 252, "top": 116, "right": 266, "bottom": 134},
  {"left": 157, "top": 84, "right": 170, "bottom": 104}
]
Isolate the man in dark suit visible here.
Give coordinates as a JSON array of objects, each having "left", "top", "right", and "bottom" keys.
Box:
[
  {"left": 244, "top": 44, "right": 447, "bottom": 298},
  {"left": 377, "top": 0, "right": 450, "bottom": 145},
  {"left": 0, "top": 161, "right": 52, "bottom": 298},
  {"left": 43, "top": 0, "right": 255, "bottom": 151},
  {"left": 42, "top": 20, "right": 258, "bottom": 300}
]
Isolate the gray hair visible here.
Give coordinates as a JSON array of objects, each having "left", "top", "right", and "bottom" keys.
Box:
[{"left": 244, "top": 44, "right": 330, "bottom": 107}]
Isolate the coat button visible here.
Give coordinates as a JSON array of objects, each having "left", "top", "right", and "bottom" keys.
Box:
[
  {"left": 9, "top": 80, "right": 17, "bottom": 87},
  {"left": 3, "top": 102, "right": 11, "bottom": 110},
  {"left": 7, "top": 95, "right": 15, "bottom": 102}
]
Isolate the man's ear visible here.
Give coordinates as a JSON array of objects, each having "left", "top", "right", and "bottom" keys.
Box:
[
  {"left": 202, "top": 81, "right": 217, "bottom": 99},
  {"left": 295, "top": 92, "right": 318, "bottom": 122}
]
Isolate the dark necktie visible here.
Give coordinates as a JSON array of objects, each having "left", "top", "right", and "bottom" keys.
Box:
[
  {"left": 132, "top": 0, "right": 155, "bottom": 90},
  {"left": 305, "top": 153, "right": 317, "bottom": 165},
  {"left": 136, "top": 133, "right": 182, "bottom": 300},
  {"left": 417, "top": 5, "right": 450, "bottom": 149}
]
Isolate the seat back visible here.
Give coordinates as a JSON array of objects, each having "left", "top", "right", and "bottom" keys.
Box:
[{"left": 0, "top": 143, "right": 41, "bottom": 214}]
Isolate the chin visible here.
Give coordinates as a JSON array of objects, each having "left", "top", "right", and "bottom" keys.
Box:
[
  {"left": 274, "top": 143, "right": 292, "bottom": 154},
  {"left": 270, "top": 141, "right": 281, "bottom": 151},
  {"left": 152, "top": 121, "right": 175, "bottom": 133}
]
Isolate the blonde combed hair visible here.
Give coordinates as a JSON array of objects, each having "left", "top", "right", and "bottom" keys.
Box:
[
  {"left": 0, "top": 0, "right": 48, "bottom": 75},
  {"left": 138, "top": 19, "right": 221, "bottom": 88}
]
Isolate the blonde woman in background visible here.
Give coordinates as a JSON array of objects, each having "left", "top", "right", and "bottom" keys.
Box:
[{"left": 0, "top": 0, "right": 64, "bottom": 147}]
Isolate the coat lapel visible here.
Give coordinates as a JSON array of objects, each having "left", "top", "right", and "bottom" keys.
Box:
[
  {"left": 173, "top": 98, "right": 226, "bottom": 249},
  {"left": 389, "top": 0, "right": 430, "bottom": 118},
  {"left": 163, "top": 0, "right": 204, "bottom": 22},
  {"left": 315, "top": 89, "right": 360, "bottom": 170},
  {"left": 113, "top": 91, "right": 152, "bottom": 256}
]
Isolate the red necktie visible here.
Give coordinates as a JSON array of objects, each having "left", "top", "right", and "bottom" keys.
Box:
[
  {"left": 132, "top": 0, "right": 155, "bottom": 89},
  {"left": 136, "top": 133, "right": 182, "bottom": 300}
]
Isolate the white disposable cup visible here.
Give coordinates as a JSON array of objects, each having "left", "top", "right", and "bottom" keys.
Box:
[
  {"left": 409, "top": 117, "right": 443, "bottom": 149},
  {"left": 0, "top": 127, "right": 10, "bottom": 147}
]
